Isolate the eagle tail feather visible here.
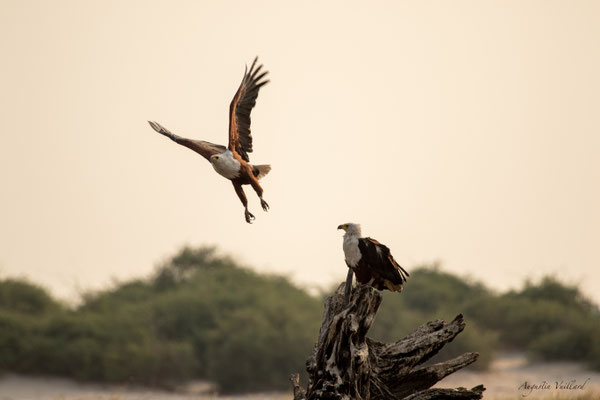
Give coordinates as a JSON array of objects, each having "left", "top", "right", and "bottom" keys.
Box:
[{"left": 253, "top": 164, "right": 272, "bottom": 180}]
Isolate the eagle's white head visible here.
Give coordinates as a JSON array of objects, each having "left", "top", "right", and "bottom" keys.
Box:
[
  {"left": 337, "top": 223, "right": 362, "bottom": 237},
  {"left": 210, "top": 151, "right": 226, "bottom": 164},
  {"left": 210, "top": 150, "right": 241, "bottom": 179}
]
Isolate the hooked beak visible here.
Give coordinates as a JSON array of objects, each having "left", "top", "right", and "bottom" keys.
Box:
[{"left": 337, "top": 224, "right": 347, "bottom": 231}]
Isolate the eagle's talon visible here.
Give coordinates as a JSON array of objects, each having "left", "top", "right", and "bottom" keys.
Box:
[
  {"left": 261, "top": 199, "right": 269, "bottom": 212},
  {"left": 245, "top": 210, "right": 255, "bottom": 223}
]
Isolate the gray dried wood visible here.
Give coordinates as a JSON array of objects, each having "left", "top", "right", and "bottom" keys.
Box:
[{"left": 290, "top": 283, "right": 485, "bottom": 400}]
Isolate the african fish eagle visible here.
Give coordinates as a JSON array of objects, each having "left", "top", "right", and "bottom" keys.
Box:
[
  {"left": 149, "top": 57, "right": 271, "bottom": 223},
  {"left": 338, "top": 223, "right": 409, "bottom": 299}
]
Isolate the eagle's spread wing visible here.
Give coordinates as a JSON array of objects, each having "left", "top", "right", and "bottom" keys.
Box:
[
  {"left": 228, "top": 57, "right": 269, "bottom": 162},
  {"left": 358, "top": 237, "right": 410, "bottom": 286},
  {"left": 149, "top": 121, "right": 226, "bottom": 161}
]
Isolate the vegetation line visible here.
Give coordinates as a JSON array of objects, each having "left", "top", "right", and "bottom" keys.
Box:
[{"left": 1, "top": 246, "right": 599, "bottom": 394}]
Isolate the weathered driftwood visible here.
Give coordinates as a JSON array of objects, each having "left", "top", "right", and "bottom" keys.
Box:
[{"left": 290, "top": 283, "right": 485, "bottom": 400}]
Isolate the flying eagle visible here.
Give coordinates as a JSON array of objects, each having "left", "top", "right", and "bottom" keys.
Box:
[
  {"left": 337, "top": 223, "right": 409, "bottom": 298},
  {"left": 148, "top": 57, "right": 270, "bottom": 223}
]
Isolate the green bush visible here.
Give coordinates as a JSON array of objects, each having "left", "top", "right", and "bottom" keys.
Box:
[
  {"left": 1, "top": 250, "right": 600, "bottom": 393},
  {"left": 370, "top": 267, "right": 600, "bottom": 371},
  {"left": 0, "top": 278, "right": 62, "bottom": 314},
  {"left": 0, "top": 310, "right": 38, "bottom": 372}
]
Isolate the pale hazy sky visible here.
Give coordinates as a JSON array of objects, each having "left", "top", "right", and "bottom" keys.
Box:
[{"left": 1, "top": 0, "right": 598, "bottom": 304}]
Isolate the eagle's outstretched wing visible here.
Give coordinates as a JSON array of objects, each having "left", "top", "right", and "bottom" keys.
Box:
[
  {"left": 358, "top": 237, "right": 410, "bottom": 286},
  {"left": 228, "top": 57, "right": 269, "bottom": 162},
  {"left": 149, "top": 121, "right": 226, "bottom": 161}
]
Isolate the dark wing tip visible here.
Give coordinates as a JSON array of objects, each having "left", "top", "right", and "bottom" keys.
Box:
[
  {"left": 249, "top": 56, "right": 259, "bottom": 72},
  {"left": 148, "top": 120, "right": 159, "bottom": 131}
]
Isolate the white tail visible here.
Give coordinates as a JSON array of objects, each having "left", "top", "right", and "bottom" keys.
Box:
[{"left": 253, "top": 164, "right": 272, "bottom": 180}]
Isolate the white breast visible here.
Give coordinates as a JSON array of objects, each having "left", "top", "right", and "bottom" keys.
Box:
[
  {"left": 212, "top": 151, "right": 241, "bottom": 179},
  {"left": 343, "top": 236, "right": 361, "bottom": 268}
]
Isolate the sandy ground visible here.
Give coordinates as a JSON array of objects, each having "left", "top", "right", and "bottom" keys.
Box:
[
  {"left": 0, "top": 375, "right": 286, "bottom": 400},
  {"left": 1, "top": 354, "right": 598, "bottom": 399},
  {"left": 435, "top": 353, "right": 600, "bottom": 399}
]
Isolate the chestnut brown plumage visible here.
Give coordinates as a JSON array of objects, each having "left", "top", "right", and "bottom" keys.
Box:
[
  {"left": 229, "top": 57, "right": 269, "bottom": 162},
  {"left": 149, "top": 57, "right": 270, "bottom": 223}
]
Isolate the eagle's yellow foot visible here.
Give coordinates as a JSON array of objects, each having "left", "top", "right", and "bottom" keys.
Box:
[
  {"left": 245, "top": 209, "right": 255, "bottom": 224},
  {"left": 260, "top": 198, "right": 269, "bottom": 212}
]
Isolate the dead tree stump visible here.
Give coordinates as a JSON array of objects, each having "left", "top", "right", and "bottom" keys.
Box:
[{"left": 290, "top": 283, "right": 485, "bottom": 400}]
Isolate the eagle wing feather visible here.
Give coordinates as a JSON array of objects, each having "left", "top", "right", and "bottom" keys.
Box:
[
  {"left": 228, "top": 57, "right": 269, "bottom": 162},
  {"left": 358, "top": 238, "right": 409, "bottom": 286},
  {"left": 149, "top": 121, "right": 226, "bottom": 161}
]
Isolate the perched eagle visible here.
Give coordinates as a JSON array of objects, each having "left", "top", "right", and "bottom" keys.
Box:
[
  {"left": 149, "top": 57, "right": 271, "bottom": 223},
  {"left": 338, "top": 223, "right": 409, "bottom": 298}
]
